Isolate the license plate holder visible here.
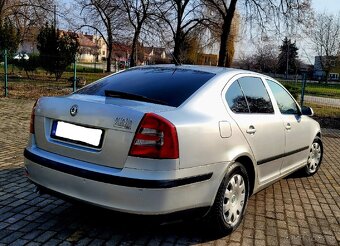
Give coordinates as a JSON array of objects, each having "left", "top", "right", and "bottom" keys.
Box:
[{"left": 51, "top": 121, "right": 104, "bottom": 148}]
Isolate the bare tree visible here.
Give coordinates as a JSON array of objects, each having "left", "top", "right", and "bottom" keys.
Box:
[
  {"left": 310, "top": 12, "right": 340, "bottom": 82},
  {"left": 0, "top": 1, "right": 55, "bottom": 27},
  {"left": 78, "top": 0, "right": 123, "bottom": 72},
  {"left": 121, "top": 0, "right": 154, "bottom": 67},
  {"left": 234, "top": 44, "right": 278, "bottom": 73},
  {"left": 156, "top": 0, "right": 207, "bottom": 63},
  {"left": 0, "top": 0, "right": 55, "bottom": 43},
  {"left": 203, "top": 0, "right": 312, "bottom": 67},
  {"left": 253, "top": 43, "right": 278, "bottom": 73},
  {"left": 203, "top": 0, "right": 237, "bottom": 67},
  {"left": 234, "top": 51, "right": 255, "bottom": 70}
]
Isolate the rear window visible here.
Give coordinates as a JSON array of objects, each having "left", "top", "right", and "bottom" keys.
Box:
[{"left": 76, "top": 67, "right": 215, "bottom": 107}]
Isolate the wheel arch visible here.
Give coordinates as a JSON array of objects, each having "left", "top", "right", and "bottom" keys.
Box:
[
  {"left": 316, "top": 131, "right": 321, "bottom": 138},
  {"left": 234, "top": 155, "right": 256, "bottom": 196}
]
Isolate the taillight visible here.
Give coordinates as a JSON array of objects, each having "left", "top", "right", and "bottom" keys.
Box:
[
  {"left": 29, "top": 99, "right": 39, "bottom": 134},
  {"left": 129, "top": 113, "right": 179, "bottom": 159}
]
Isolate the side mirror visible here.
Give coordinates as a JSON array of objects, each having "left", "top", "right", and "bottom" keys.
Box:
[{"left": 301, "top": 106, "right": 314, "bottom": 116}]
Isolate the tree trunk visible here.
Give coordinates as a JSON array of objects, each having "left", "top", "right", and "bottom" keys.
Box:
[
  {"left": 173, "top": 36, "right": 181, "bottom": 63},
  {"left": 217, "top": 0, "right": 237, "bottom": 67},
  {"left": 218, "top": 22, "right": 228, "bottom": 67},
  {"left": 325, "top": 70, "right": 329, "bottom": 84},
  {"left": 130, "top": 27, "right": 141, "bottom": 67},
  {"left": 173, "top": 1, "right": 184, "bottom": 64},
  {"left": 106, "top": 32, "right": 113, "bottom": 72}
]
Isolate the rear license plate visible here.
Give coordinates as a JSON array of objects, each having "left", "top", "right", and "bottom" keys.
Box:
[{"left": 51, "top": 121, "right": 103, "bottom": 148}]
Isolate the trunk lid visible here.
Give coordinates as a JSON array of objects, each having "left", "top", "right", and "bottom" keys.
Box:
[{"left": 34, "top": 94, "right": 174, "bottom": 169}]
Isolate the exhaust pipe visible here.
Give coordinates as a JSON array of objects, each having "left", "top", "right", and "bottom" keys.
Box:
[
  {"left": 24, "top": 167, "right": 29, "bottom": 177},
  {"left": 24, "top": 168, "right": 45, "bottom": 195},
  {"left": 33, "top": 186, "right": 40, "bottom": 194},
  {"left": 33, "top": 185, "right": 47, "bottom": 195}
]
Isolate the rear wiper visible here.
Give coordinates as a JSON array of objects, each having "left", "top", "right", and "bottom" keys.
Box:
[{"left": 104, "top": 90, "right": 170, "bottom": 106}]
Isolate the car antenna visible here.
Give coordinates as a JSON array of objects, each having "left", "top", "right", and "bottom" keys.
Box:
[
  {"left": 170, "top": 52, "right": 181, "bottom": 66},
  {"left": 157, "top": 29, "right": 182, "bottom": 66}
]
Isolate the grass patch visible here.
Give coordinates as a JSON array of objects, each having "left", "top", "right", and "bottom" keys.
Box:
[
  {"left": 0, "top": 69, "right": 109, "bottom": 99},
  {"left": 304, "top": 86, "right": 340, "bottom": 98},
  {"left": 65, "top": 65, "right": 104, "bottom": 73},
  {"left": 279, "top": 80, "right": 340, "bottom": 99},
  {"left": 304, "top": 102, "right": 340, "bottom": 118},
  {"left": 62, "top": 71, "right": 107, "bottom": 84}
]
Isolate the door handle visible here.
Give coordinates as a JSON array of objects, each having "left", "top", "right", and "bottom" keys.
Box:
[
  {"left": 246, "top": 125, "right": 256, "bottom": 134},
  {"left": 285, "top": 123, "right": 291, "bottom": 130}
]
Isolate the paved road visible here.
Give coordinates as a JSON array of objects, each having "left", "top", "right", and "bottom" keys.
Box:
[
  {"left": 303, "top": 95, "right": 340, "bottom": 108},
  {"left": 0, "top": 98, "right": 339, "bottom": 246}
]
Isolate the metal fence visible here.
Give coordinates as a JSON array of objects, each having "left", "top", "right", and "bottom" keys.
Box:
[
  {"left": 278, "top": 78, "right": 340, "bottom": 108},
  {"left": 275, "top": 77, "right": 340, "bottom": 128},
  {"left": 0, "top": 50, "right": 114, "bottom": 99}
]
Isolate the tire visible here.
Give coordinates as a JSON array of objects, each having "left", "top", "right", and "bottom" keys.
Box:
[
  {"left": 302, "top": 136, "right": 323, "bottom": 176},
  {"left": 207, "top": 162, "right": 249, "bottom": 235}
]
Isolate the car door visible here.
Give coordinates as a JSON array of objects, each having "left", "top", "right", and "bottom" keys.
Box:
[
  {"left": 266, "top": 79, "right": 311, "bottom": 175},
  {"left": 224, "top": 76, "right": 285, "bottom": 185}
]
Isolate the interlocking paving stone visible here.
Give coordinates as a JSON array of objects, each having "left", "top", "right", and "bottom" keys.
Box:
[{"left": 0, "top": 98, "right": 340, "bottom": 245}]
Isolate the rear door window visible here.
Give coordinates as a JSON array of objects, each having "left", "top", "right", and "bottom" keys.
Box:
[
  {"left": 238, "top": 77, "right": 274, "bottom": 114},
  {"left": 76, "top": 67, "right": 215, "bottom": 107},
  {"left": 226, "top": 81, "right": 249, "bottom": 113}
]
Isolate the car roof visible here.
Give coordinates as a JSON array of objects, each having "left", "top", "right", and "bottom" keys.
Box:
[{"left": 135, "top": 64, "right": 257, "bottom": 76}]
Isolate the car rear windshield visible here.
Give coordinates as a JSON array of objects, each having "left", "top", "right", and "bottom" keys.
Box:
[{"left": 76, "top": 67, "right": 216, "bottom": 107}]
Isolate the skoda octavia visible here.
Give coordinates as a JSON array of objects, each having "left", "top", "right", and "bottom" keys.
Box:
[{"left": 24, "top": 65, "right": 323, "bottom": 234}]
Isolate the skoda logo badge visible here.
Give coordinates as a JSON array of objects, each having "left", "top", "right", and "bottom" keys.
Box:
[{"left": 70, "top": 105, "right": 78, "bottom": 116}]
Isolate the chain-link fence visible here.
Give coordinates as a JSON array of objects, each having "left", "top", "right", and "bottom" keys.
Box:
[
  {"left": 0, "top": 51, "right": 111, "bottom": 99},
  {"left": 278, "top": 79, "right": 340, "bottom": 107},
  {"left": 277, "top": 77, "right": 340, "bottom": 128}
]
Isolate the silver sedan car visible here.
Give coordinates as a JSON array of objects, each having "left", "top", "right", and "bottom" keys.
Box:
[{"left": 24, "top": 65, "right": 323, "bottom": 234}]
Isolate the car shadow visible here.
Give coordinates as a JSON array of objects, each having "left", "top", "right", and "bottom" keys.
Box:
[
  {"left": 0, "top": 166, "right": 224, "bottom": 244},
  {"left": 284, "top": 170, "right": 305, "bottom": 179}
]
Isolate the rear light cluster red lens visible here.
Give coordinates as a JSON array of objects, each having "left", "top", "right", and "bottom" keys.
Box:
[
  {"left": 129, "top": 113, "right": 179, "bottom": 159},
  {"left": 29, "top": 99, "right": 39, "bottom": 134}
]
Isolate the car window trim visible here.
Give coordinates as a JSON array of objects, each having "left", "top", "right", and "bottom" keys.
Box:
[{"left": 236, "top": 80, "right": 251, "bottom": 113}]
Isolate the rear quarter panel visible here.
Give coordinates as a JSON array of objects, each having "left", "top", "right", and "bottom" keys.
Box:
[{"left": 159, "top": 72, "right": 256, "bottom": 170}]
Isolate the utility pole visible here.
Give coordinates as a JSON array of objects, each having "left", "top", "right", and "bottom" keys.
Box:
[
  {"left": 286, "top": 39, "right": 289, "bottom": 79},
  {"left": 4, "top": 49, "right": 8, "bottom": 97},
  {"left": 73, "top": 55, "right": 77, "bottom": 92},
  {"left": 301, "top": 72, "right": 307, "bottom": 107}
]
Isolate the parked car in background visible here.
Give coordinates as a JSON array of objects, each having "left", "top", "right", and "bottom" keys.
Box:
[
  {"left": 13, "top": 53, "right": 29, "bottom": 60},
  {"left": 24, "top": 65, "right": 323, "bottom": 234}
]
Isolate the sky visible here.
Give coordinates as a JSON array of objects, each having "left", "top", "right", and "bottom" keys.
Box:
[
  {"left": 298, "top": 0, "right": 340, "bottom": 62},
  {"left": 312, "top": 0, "right": 340, "bottom": 15}
]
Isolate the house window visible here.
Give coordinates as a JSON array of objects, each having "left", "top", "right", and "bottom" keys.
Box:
[
  {"left": 330, "top": 60, "right": 336, "bottom": 67},
  {"left": 329, "top": 73, "right": 339, "bottom": 80},
  {"left": 102, "top": 51, "right": 105, "bottom": 56}
]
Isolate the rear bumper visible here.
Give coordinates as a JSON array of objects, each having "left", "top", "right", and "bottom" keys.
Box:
[{"left": 24, "top": 147, "right": 225, "bottom": 215}]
